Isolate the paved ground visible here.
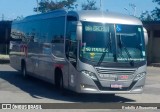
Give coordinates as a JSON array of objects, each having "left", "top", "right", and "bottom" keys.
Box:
[{"left": 0, "top": 64, "right": 160, "bottom": 112}]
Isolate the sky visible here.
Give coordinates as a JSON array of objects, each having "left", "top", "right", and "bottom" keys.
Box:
[{"left": 0, "top": 0, "right": 158, "bottom": 20}]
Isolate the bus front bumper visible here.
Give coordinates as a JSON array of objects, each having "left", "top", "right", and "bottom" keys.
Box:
[{"left": 75, "top": 72, "right": 146, "bottom": 94}]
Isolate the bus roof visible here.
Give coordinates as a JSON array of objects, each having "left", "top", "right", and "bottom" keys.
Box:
[
  {"left": 14, "top": 10, "right": 142, "bottom": 25},
  {"left": 68, "top": 10, "right": 142, "bottom": 25}
]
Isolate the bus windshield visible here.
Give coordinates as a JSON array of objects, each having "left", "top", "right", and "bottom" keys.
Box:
[
  {"left": 116, "top": 24, "right": 146, "bottom": 63},
  {"left": 80, "top": 22, "right": 146, "bottom": 64}
]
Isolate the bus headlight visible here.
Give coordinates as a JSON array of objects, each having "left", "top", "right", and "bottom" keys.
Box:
[
  {"left": 134, "top": 72, "right": 146, "bottom": 81},
  {"left": 81, "top": 70, "right": 98, "bottom": 81}
]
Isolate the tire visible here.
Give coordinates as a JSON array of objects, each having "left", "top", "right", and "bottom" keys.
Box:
[
  {"left": 21, "top": 62, "right": 27, "bottom": 78},
  {"left": 55, "top": 70, "right": 66, "bottom": 95},
  {"left": 59, "top": 75, "right": 69, "bottom": 96}
]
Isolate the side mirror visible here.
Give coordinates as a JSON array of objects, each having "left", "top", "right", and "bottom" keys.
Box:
[{"left": 143, "top": 27, "right": 148, "bottom": 46}]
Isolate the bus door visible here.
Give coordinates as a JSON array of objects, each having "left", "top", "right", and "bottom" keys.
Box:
[{"left": 67, "top": 31, "right": 78, "bottom": 88}]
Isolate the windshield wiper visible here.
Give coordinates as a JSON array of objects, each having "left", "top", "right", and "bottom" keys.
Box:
[
  {"left": 118, "top": 35, "right": 134, "bottom": 66},
  {"left": 97, "top": 33, "right": 112, "bottom": 66}
]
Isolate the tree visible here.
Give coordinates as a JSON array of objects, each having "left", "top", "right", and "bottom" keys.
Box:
[
  {"left": 82, "top": 0, "right": 98, "bottom": 10},
  {"left": 151, "top": 7, "right": 160, "bottom": 20},
  {"left": 153, "top": 0, "right": 160, "bottom": 5},
  {"left": 140, "top": 0, "right": 160, "bottom": 21},
  {"left": 34, "top": 0, "right": 77, "bottom": 13},
  {"left": 151, "top": 0, "right": 160, "bottom": 20},
  {"left": 139, "top": 11, "right": 154, "bottom": 21}
]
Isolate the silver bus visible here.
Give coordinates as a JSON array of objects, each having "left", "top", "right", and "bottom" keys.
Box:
[{"left": 10, "top": 10, "right": 148, "bottom": 94}]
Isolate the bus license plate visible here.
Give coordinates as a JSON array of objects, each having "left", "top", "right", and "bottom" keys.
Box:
[{"left": 111, "top": 84, "right": 122, "bottom": 89}]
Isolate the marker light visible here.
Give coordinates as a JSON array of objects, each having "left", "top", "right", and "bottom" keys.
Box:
[
  {"left": 134, "top": 72, "right": 146, "bottom": 81},
  {"left": 81, "top": 70, "right": 98, "bottom": 81}
]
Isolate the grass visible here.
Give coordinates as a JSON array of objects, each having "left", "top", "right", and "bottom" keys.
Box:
[{"left": 0, "top": 54, "right": 9, "bottom": 59}]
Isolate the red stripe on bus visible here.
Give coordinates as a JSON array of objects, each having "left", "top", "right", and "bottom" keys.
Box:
[{"left": 55, "top": 64, "right": 64, "bottom": 68}]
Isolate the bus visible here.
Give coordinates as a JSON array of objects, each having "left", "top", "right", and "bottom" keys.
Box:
[{"left": 10, "top": 10, "right": 148, "bottom": 94}]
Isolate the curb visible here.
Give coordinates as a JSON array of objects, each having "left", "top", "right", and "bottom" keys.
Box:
[
  {"left": 149, "top": 63, "right": 160, "bottom": 67},
  {"left": 0, "top": 59, "right": 10, "bottom": 64}
]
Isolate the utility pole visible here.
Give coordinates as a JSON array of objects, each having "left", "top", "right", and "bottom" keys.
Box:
[
  {"left": 129, "top": 3, "right": 136, "bottom": 16},
  {"left": 36, "top": 0, "right": 39, "bottom": 13},
  {"left": 5, "top": 28, "right": 8, "bottom": 54},
  {"left": 1, "top": 14, "right": 4, "bottom": 21},
  {"left": 100, "top": 0, "right": 102, "bottom": 10}
]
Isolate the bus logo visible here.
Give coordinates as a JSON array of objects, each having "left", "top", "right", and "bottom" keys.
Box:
[{"left": 90, "top": 53, "right": 95, "bottom": 58}]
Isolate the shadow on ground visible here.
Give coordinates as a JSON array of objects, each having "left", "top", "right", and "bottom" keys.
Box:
[{"left": 0, "top": 69, "right": 135, "bottom": 103}]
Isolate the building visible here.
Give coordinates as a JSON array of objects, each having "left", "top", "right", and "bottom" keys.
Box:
[
  {"left": 143, "top": 21, "right": 160, "bottom": 64},
  {"left": 0, "top": 21, "right": 12, "bottom": 54}
]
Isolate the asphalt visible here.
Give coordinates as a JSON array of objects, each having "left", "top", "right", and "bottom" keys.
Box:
[{"left": 0, "top": 59, "right": 10, "bottom": 64}]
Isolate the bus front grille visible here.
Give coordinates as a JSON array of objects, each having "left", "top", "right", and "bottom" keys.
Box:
[{"left": 95, "top": 67, "right": 136, "bottom": 80}]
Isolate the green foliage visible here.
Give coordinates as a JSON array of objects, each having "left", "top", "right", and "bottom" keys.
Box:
[
  {"left": 34, "top": 0, "right": 76, "bottom": 13},
  {"left": 153, "top": 0, "right": 160, "bottom": 5},
  {"left": 151, "top": 7, "right": 160, "bottom": 20},
  {"left": 139, "top": 11, "right": 154, "bottom": 21},
  {"left": 140, "top": 0, "right": 160, "bottom": 21},
  {"left": 82, "top": 0, "right": 98, "bottom": 10},
  {"left": 151, "top": 0, "right": 160, "bottom": 20}
]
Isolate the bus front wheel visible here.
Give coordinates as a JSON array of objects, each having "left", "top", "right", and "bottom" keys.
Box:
[
  {"left": 21, "top": 61, "right": 27, "bottom": 78},
  {"left": 55, "top": 69, "right": 67, "bottom": 95}
]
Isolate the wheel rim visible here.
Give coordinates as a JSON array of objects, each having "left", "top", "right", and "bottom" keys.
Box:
[
  {"left": 22, "top": 66, "right": 26, "bottom": 77},
  {"left": 60, "top": 76, "right": 63, "bottom": 89}
]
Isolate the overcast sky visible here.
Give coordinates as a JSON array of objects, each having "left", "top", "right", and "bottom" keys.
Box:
[{"left": 0, "top": 0, "right": 157, "bottom": 20}]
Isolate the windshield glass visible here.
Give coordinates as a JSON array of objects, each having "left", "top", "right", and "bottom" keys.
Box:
[
  {"left": 116, "top": 24, "right": 146, "bottom": 62},
  {"left": 80, "top": 22, "right": 146, "bottom": 64},
  {"left": 80, "top": 22, "right": 116, "bottom": 63}
]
